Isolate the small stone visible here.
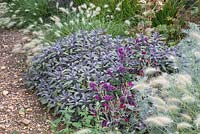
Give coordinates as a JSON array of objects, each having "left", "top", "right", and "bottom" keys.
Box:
[
  {"left": 2, "top": 90, "right": 9, "bottom": 96},
  {"left": 0, "top": 66, "right": 6, "bottom": 70},
  {"left": 8, "top": 106, "right": 14, "bottom": 111},
  {"left": 19, "top": 108, "right": 26, "bottom": 116},
  {"left": 0, "top": 106, "right": 4, "bottom": 110},
  {"left": 26, "top": 108, "right": 32, "bottom": 112},
  {"left": 0, "top": 124, "right": 6, "bottom": 130},
  {"left": 21, "top": 119, "right": 31, "bottom": 125}
]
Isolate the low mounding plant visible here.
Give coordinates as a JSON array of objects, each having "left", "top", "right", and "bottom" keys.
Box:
[
  {"left": 4, "top": 0, "right": 58, "bottom": 28},
  {"left": 25, "top": 30, "right": 176, "bottom": 120},
  {"left": 152, "top": 0, "right": 186, "bottom": 26},
  {"left": 25, "top": 30, "right": 119, "bottom": 116},
  {"left": 88, "top": 46, "right": 155, "bottom": 133}
]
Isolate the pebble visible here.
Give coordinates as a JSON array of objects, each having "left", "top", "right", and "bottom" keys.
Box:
[
  {"left": 21, "top": 119, "right": 31, "bottom": 125},
  {"left": 19, "top": 108, "right": 26, "bottom": 116},
  {"left": 2, "top": 90, "right": 9, "bottom": 96},
  {"left": 26, "top": 108, "right": 33, "bottom": 112},
  {"left": 0, "top": 66, "right": 6, "bottom": 70},
  {"left": 8, "top": 106, "right": 14, "bottom": 111},
  {"left": 0, "top": 106, "right": 4, "bottom": 111},
  {"left": 0, "top": 124, "right": 6, "bottom": 130}
]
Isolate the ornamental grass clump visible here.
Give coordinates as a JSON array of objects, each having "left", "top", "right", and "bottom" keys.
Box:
[{"left": 148, "top": 23, "right": 200, "bottom": 134}]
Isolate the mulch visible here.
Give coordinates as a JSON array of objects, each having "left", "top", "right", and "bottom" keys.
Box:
[{"left": 0, "top": 30, "right": 52, "bottom": 134}]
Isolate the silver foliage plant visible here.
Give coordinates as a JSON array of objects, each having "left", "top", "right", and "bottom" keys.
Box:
[{"left": 176, "top": 23, "right": 200, "bottom": 81}]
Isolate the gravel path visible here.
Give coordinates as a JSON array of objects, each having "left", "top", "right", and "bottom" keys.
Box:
[{"left": 0, "top": 30, "right": 52, "bottom": 134}]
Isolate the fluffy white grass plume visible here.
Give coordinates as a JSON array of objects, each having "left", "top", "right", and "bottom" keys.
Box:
[
  {"left": 156, "top": 105, "right": 168, "bottom": 112},
  {"left": 180, "top": 113, "right": 192, "bottom": 121},
  {"left": 50, "top": 16, "right": 61, "bottom": 22},
  {"left": 166, "top": 97, "right": 181, "bottom": 104},
  {"left": 149, "top": 75, "right": 170, "bottom": 89},
  {"left": 134, "top": 83, "right": 150, "bottom": 90},
  {"left": 58, "top": 7, "right": 69, "bottom": 14},
  {"left": 73, "top": 128, "right": 91, "bottom": 134},
  {"left": 145, "top": 116, "right": 173, "bottom": 127},
  {"left": 175, "top": 74, "right": 192, "bottom": 90},
  {"left": 89, "top": 3, "right": 95, "bottom": 9},
  {"left": 167, "top": 105, "right": 179, "bottom": 112},
  {"left": 124, "top": 20, "right": 131, "bottom": 26},
  {"left": 104, "top": 4, "right": 109, "bottom": 8},
  {"left": 190, "top": 32, "right": 200, "bottom": 40},
  {"left": 194, "top": 114, "right": 200, "bottom": 128},
  {"left": 177, "top": 122, "right": 192, "bottom": 130},
  {"left": 150, "top": 96, "right": 166, "bottom": 105},
  {"left": 181, "top": 95, "right": 195, "bottom": 103},
  {"left": 194, "top": 51, "right": 200, "bottom": 59},
  {"left": 144, "top": 67, "right": 158, "bottom": 76},
  {"left": 81, "top": 3, "right": 87, "bottom": 9}
]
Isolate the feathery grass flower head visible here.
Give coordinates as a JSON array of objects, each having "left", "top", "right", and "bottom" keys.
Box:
[
  {"left": 104, "top": 4, "right": 109, "bottom": 8},
  {"left": 194, "top": 114, "right": 200, "bottom": 128},
  {"left": 181, "top": 95, "right": 195, "bottom": 103},
  {"left": 189, "top": 32, "right": 200, "bottom": 40},
  {"left": 166, "top": 97, "right": 182, "bottom": 104},
  {"left": 194, "top": 51, "right": 200, "bottom": 59},
  {"left": 144, "top": 67, "right": 157, "bottom": 75},
  {"left": 167, "top": 105, "right": 179, "bottom": 112},
  {"left": 177, "top": 122, "right": 192, "bottom": 130},
  {"left": 124, "top": 20, "right": 131, "bottom": 26},
  {"left": 133, "top": 83, "right": 150, "bottom": 90},
  {"left": 180, "top": 114, "right": 192, "bottom": 121},
  {"left": 156, "top": 105, "right": 168, "bottom": 112},
  {"left": 150, "top": 96, "right": 166, "bottom": 106},
  {"left": 175, "top": 74, "right": 192, "bottom": 90},
  {"left": 145, "top": 116, "right": 173, "bottom": 127},
  {"left": 149, "top": 75, "right": 170, "bottom": 89}
]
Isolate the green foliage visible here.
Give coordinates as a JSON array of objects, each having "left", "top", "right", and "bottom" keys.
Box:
[
  {"left": 43, "top": 14, "right": 128, "bottom": 43},
  {"left": 74, "top": 0, "right": 141, "bottom": 21},
  {"left": 6, "top": 0, "right": 58, "bottom": 27},
  {"left": 156, "top": 24, "right": 184, "bottom": 46},
  {"left": 50, "top": 107, "right": 104, "bottom": 134},
  {"left": 152, "top": 0, "right": 186, "bottom": 27}
]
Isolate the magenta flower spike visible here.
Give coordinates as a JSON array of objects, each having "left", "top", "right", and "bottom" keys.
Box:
[
  {"left": 89, "top": 82, "right": 97, "bottom": 91},
  {"left": 104, "top": 95, "right": 114, "bottom": 101}
]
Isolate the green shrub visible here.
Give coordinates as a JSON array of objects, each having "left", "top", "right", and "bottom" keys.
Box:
[
  {"left": 152, "top": 0, "right": 186, "bottom": 27},
  {"left": 5, "top": 0, "right": 58, "bottom": 27},
  {"left": 74, "top": 0, "right": 141, "bottom": 21}
]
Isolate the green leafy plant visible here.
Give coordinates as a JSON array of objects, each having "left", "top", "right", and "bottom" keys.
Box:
[
  {"left": 152, "top": 0, "right": 186, "bottom": 27},
  {"left": 74, "top": 0, "right": 141, "bottom": 21},
  {"left": 5, "top": 0, "right": 58, "bottom": 27}
]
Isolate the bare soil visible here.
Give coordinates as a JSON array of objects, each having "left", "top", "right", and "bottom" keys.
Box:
[{"left": 0, "top": 30, "right": 52, "bottom": 134}]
